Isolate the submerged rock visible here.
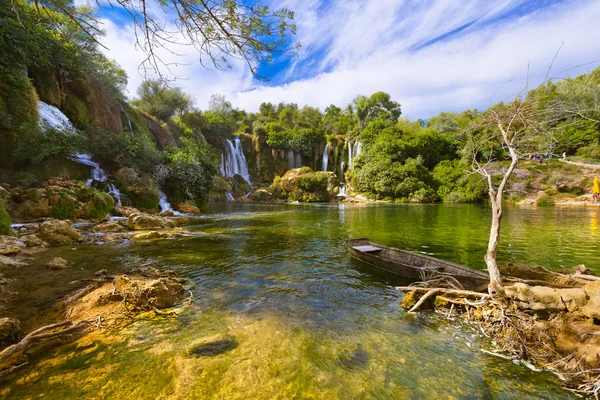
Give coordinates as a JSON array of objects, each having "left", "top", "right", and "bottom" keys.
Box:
[
  {"left": 47, "top": 257, "right": 68, "bottom": 270},
  {"left": 337, "top": 346, "right": 370, "bottom": 370},
  {"left": 0, "top": 255, "right": 28, "bottom": 268},
  {"left": 92, "top": 220, "right": 124, "bottom": 233},
  {"left": 189, "top": 339, "right": 238, "bottom": 357},
  {"left": 38, "top": 219, "right": 82, "bottom": 245}
]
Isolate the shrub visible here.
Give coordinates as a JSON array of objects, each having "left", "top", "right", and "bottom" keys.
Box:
[
  {"left": 163, "top": 147, "right": 218, "bottom": 207},
  {"left": 13, "top": 127, "right": 89, "bottom": 164},
  {"left": 271, "top": 168, "right": 331, "bottom": 202},
  {"left": 0, "top": 199, "right": 11, "bottom": 235},
  {"left": 576, "top": 143, "right": 600, "bottom": 160}
]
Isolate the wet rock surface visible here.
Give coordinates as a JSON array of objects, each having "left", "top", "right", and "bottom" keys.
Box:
[{"left": 38, "top": 219, "right": 82, "bottom": 245}]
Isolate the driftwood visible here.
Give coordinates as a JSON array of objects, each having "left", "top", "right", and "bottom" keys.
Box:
[{"left": 0, "top": 320, "right": 91, "bottom": 377}]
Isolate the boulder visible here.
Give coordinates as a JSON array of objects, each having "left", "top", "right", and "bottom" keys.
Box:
[
  {"left": 113, "top": 206, "right": 140, "bottom": 217},
  {"left": 126, "top": 213, "right": 176, "bottom": 230},
  {"left": 92, "top": 220, "right": 124, "bottom": 233},
  {"left": 160, "top": 210, "right": 174, "bottom": 217},
  {"left": 19, "top": 234, "right": 45, "bottom": 248},
  {"left": 47, "top": 257, "right": 68, "bottom": 270},
  {"left": 176, "top": 202, "right": 200, "bottom": 214},
  {"left": 145, "top": 278, "right": 185, "bottom": 309},
  {"left": 0, "top": 318, "right": 23, "bottom": 344},
  {"left": 0, "top": 236, "right": 26, "bottom": 255},
  {"left": 38, "top": 219, "right": 82, "bottom": 245}
]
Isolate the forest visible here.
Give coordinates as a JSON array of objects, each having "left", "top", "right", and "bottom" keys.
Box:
[{"left": 1, "top": 0, "right": 600, "bottom": 229}]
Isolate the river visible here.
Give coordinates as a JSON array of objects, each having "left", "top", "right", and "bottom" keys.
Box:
[{"left": 4, "top": 203, "right": 595, "bottom": 399}]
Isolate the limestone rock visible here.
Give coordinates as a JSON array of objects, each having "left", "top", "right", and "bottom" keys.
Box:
[
  {"left": 557, "top": 288, "right": 589, "bottom": 312},
  {"left": 583, "top": 281, "right": 600, "bottom": 297},
  {"left": 130, "top": 231, "right": 165, "bottom": 241},
  {"left": 38, "top": 219, "right": 82, "bottom": 245},
  {"left": 47, "top": 257, "right": 68, "bottom": 270},
  {"left": 0, "top": 255, "right": 28, "bottom": 268},
  {"left": 113, "top": 206, "right": 140, "bottom": 217},
  {"left": 505, "top": 283, "right": 566, "bottom": 311},
  {"left": 0, "top": 236, "right": 26, "bottom": 255},
  {"left": 176, "top": 202, "right": 200, "bottom": 214},
  {"left": 19, "top": 234, "right": 45, "bottom": 248},
  {"left": 0, "top": 318, "right": 23, "bottom": 344},
  {"left": 92, "top": 220, "right": 124, "bottom": 233},
  {"left": 170, "top": 217, "right": 190, "bottom": 226},
  {"left": 580, "top": 296, "right": 600, "bottom": 319},
  {"left": 126, "top": 213, "right": 176, "bottom": 230},
  {"left": 160, "top": 210, "right": 174, "bottom": 217},
  {"left": 145, "top": 278, "right": 185, "bottom": 309}
]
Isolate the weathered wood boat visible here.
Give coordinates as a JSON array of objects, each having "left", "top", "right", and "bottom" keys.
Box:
[{"left": 346, "top": 238, "right": 490, "bottom": 291}]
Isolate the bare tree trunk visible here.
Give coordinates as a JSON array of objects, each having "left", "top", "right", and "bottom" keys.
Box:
[{"left": 485, "top": 194, "right": 504, "bottom": 295}]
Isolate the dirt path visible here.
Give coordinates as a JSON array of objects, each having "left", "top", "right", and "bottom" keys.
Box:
[{"left": 560, "top": 159, "right": 600, "bottom": 170}]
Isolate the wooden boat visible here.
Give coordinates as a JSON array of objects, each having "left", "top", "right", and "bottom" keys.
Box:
[{"left": 346, "top": 238, "right": 490, "bottom": 291}]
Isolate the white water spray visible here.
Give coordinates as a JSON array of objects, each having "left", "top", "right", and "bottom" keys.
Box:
[
  {"left": 219, "top": 137, "right": 252, "bottom": 185},
  {"left": 322, "top": 143, "right": 329, "bottom": 171}
]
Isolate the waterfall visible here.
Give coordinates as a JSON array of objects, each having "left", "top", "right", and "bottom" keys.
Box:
[
  {"left": 70, "top": 154, "right": 122, "bottom": 206},
  {"left": 220, "top": 137, "right": 252, "bottom": 185},
  {"left": 120, "top": 104, "right": 134, "bottom": 135},
  {"left": 38, "top": 102, "right": 75, "bottom": 132},
  {"left": 225, "top": 193, "right": 235, "bottom": 202},
  {"left": 37, "top": 101, "right": 122, "bottom": 206},
  {"left": 348, "top": 140, "right": 352, "bottom": 168},
  {"left": 322, "top": 143, "right": 329, "bottom": 171},
  {"left": 347, "top": 140, "right": 362, "bottom": 168},
  {"left": 338, "top": 186, "right": 347, "bottom": 197},
  {"left": 158, "top": 190, "right": 182, "bottom": 214}
]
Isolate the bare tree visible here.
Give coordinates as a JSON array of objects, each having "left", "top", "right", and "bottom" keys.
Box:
[
  {"left": 464, "top": 92, "right": 553, "bottom": 295},
  {"left": 15, "top": 0, "right": 299, "bottom": 80}
]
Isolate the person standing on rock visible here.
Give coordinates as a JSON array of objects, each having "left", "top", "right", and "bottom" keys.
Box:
[{"left": 593, "top": 177, "right": 600, "bottom": 203}]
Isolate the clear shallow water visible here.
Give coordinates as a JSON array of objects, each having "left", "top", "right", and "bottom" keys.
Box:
[{"left": 4, "top": 203, "right": 595, "bottom": 399}]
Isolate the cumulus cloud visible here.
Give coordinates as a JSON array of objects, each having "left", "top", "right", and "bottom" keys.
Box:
[{"left": 98, "top": 0, "right": 600, "bottom": 118}]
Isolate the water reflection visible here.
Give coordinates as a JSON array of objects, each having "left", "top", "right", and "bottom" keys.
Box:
[{"left": 2, "top": 203, "right": 589, "bottom": 399}]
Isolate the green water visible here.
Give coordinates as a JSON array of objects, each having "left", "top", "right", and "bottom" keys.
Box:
[{"left": 5, "top": 203, "right": 597, "bottom": 399}]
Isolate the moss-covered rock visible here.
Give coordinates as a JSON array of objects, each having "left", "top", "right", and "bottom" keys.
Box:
[
  {"left": 271, "top": 167, "right": 337, "bottom": 202},
  {"left": 126, "top": 213, "right": 176, "bottom": 230}
]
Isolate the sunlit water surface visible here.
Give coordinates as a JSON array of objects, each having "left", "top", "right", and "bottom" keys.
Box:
[{"left": 5, "top": 203, "right": 598, "bottom": 399}]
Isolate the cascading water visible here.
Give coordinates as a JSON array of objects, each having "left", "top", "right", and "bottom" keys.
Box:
[
  {"left": 120, "top": 104, "right": 134, "bottom": 135},
  {"left": 347, "top": 140, "right": 362, "bottom": 168},
  {"left": 295, "top": 152, "right": 302, "bottom": 168},
  {"left": 322, "top": 143, "right": 329, "bottom": 171},
  {"left": 158, "top": 190, "right": 182, "bottom": 215},
  {"left": 70, "top": 154, "right": 122, "bottom": 207},
  {"left": 38, "top": 102, "right": 75, "bottom": 132},
  {"left": 38, "top": 101, "right": 123, "bottom": 206},
  {"left": 337, "top": 186, "right": 347, "bottom": 197},
  {"left": 220, "top": 137, "right": 252, "bottom": 185},
  {"left": 219, "top": 137, "right": 252, "bottom": 201}
]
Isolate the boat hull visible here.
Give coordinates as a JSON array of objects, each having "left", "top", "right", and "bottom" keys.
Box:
[{"left": 347, "top": 238, "right": 489, "bottom": 291}]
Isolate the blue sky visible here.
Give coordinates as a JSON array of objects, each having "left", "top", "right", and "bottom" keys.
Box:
[{"left": 91, "top": 0, "right": 600, "bottom": 118}]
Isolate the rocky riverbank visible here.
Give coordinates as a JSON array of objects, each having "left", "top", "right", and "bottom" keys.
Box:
[{"left": 399, "top": 264, "right": 600, "bottom": 398}]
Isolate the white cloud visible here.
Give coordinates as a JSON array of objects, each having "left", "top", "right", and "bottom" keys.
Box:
[{"left": 98, "top": 0, "right": 600, "bottom": 118}]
